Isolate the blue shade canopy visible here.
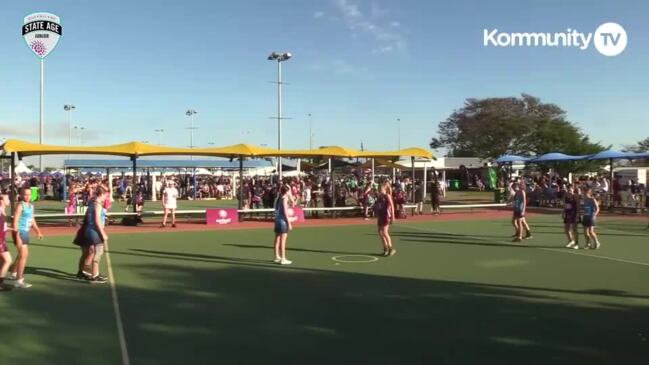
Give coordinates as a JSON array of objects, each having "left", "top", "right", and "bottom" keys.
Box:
[
  {"left": 587, "top": 150, "right": 635, "bottom": 160},
  {"left": 63, "top": 159, "right": 274, "bottom": 169},
  {"left": 530, "top": 153, "right": 588, "bottom": 162},
  {"left": 628, "top": 151, "right": 649, "bottom": 159},
  {"left": 495, "top": 155, "right": 530, "bottom": 163}
]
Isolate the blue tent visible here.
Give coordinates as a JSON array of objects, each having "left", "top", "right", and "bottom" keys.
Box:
[
  {"left": 530, "top": 153, "right": 588, "bottom": 163},
  {"left": 587, "top": 150, "right": 636, "bottom": 160},
  {"left": 628, "top": 151, "right": 649, "bottom": 159},
  {"left": 495, "top": 155, "right": 530, "bottom": 164}
]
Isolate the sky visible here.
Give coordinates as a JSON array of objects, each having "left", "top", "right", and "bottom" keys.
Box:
[{"left": 1, "top": 0, "right": 648, "bottom": 166}]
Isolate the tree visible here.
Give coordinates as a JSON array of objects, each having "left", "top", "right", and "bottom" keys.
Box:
[
  {"left": 623, "top": 137, "right": 649, "bottom": 153},
  {"left": 430, "top": 94, "right": 606, "bottom": 161}
]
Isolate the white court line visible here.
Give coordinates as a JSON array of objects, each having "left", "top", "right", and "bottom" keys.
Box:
[
  {"left": 538, "top": 247, "right": 649, "bottom": 267},
  {"left": 599, "top": 225, "right": 649, "bottom": 237},
  {"left": 104, "top": 240, "right": 131, "bottom": 365},
  {"left": 398, "top": 224, "right": 649, "bottom": 268}
]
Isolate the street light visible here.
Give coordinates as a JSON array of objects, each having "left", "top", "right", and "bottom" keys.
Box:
[
  {"left": 154, "top": 129, "right": 164, "bottom": 145},
  {"left": 64, "top": 104, "right": 76, "bottom": 162},
  {"left": 64, "top": 105, "right": 76, "bottom": 145},
  {"left": 73, "top": 125, "right": 85, "bottom": 145},
  {"left": 396, "top": 118, "right": 401, "bottom": 151},
  {"left": 267, "top": 51, "right": 292, "bottom": 179},
  {"left": 308, "top": 113, "right": 314, "bottom": 149},
  {"left": 186, "top": 109, "right": 197, "bottom": 161}
]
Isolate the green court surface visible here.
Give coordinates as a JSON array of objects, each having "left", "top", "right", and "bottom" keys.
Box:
[{"left": 2, "top": 214, "right": 648, "bottom": 364}]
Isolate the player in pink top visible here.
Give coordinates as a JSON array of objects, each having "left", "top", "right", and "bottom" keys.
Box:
[{"left": 0, "top": 192, "right": 14, "bottom": 290}]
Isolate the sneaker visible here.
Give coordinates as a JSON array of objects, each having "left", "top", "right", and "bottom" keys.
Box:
[
  {"left": 524, "top": 232, "right": 533, "bottom": 240},
  {"left": 96, "top": 274, "right": 108, "bottom": 282},
  {"left": 88, "top": 276, "right": 108, "bottom": 284},
  {"left": 7, "top": 272, "right": 17, "bottom": 281},
  {"left": 594, "top": 241, "right": 601, "bottom": 250},
  {"left": 13, "top": 280, "right": 32, "bottom": 289},
  {"left": 159, "top": 224, "right": 166, "bottom": 228},
  {"left": 381, "top": 250, "right": 390, "bottom": 257},
  {"left": 512, "top": 238, "right": 522, "bottom": 243},
  {"left": 273, "top": 257, "right": 282, "bottom": 263},
  {"left": 172, "top": 224, "right": 177, "bottom": 228},
  {"left": 565, "top": 241, "right": 575, "bottom": 248},
  {"left": 279, "top": 258, "right": 292, "bottom": 265},
  {"left": 76, "top": 270, "right": 92, "bottom": 280},
  {"left": 389, "top": 248, "right": 397, "bottom": 256}
]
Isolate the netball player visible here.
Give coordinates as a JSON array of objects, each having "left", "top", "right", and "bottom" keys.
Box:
[
  {"left": 582, "top": 187, "right": 601, "bottom": 249},
  {"left": 563, "top": 184, "right": 580, "bottom": 249},
  {"left": 0, "top": 192, "right": 14, "bottom": 290},
  {"left": 376, "top": 180, "right": 396, "bottom": 256},
  {"left": 512, "top": 182, "right": 532, "bottom": 242},
  {"left": 9, "top": 187, "right": 44, "bottom": 289},
  {"left": 273, "top": 185, "right": 292, "bottom": 265}
]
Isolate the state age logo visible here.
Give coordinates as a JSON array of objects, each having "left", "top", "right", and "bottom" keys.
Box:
[
  {"left": 215, "top": 209, "right": 231, "bottom": 224},
  {"left": 23, "top": 12, "right": 62, "bottom": 58}
]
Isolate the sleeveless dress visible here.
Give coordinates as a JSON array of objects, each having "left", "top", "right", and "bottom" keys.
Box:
[
  {"left": 274, "top": 197, "right": 288, "bottom": 234},
  {"left": 582, "top": 198, "right": 596, "bottom": 227},
  {"left": 79, "top": 203, "right": 106, "bottom": 246},
  {"left": 14, "top": 202, "right": 34, "bottom": 245},
  {"left": 563, "top": 194, "right": 578, "bottom": 224}
]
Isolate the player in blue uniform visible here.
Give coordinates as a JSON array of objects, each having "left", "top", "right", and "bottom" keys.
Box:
[
  {"left": 273, "top": 185, "right": 293, "bottom": 265},
  {"left": 582, "top": 187, "right": 601, "bottom": 249},
  {"left": 512, "top": 182, "right": 532, "bottom": 242},
  {"left": 9, "top": 188, "right": 44, "bottom": 289}
]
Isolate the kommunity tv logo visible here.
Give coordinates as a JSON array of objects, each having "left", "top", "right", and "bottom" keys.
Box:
[{"left": 483, "top": 22, "right": 627, "bottom": 56}]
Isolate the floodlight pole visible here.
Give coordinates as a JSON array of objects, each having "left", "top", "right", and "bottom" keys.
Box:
[
  {"left": 268, "top": 51, "right": 291, "bottom": 181},
  {"left": 397, "top": 118, "right": 401, "bottom": 151},
  {"left": 308, "top": 113, "right": 313, "bottom": 149},
  {"left": 39, "top": 59, "right": 44, "bottom": 172},
  {"left": 277, "top": 60, "right": 283, "bottom": 180}
]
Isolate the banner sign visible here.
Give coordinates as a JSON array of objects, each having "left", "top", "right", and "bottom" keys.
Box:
[
  {"left": 23, "top": 12, "right": 62, "bottom": 58},
  {"left": 206, "top": 208, "right": 239, "bottom": 226},
  {"left": 286, "top": 206, "right": 305, "bottom": 223}
]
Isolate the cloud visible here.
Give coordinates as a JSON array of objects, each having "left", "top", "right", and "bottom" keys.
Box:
[
  {"left": 332, "top": 0, "right": 407, "bottom": 54},
  {"left": 314, "top": 11, "right": 325, "bottom": 18}
]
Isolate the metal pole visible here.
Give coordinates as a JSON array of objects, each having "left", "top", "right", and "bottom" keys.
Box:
[
  {"left": 39, "top": 59, "right": 44, "bottom": 171},
  {"left": 107, "top": 168, "right": 112, "bottom": 202},
  {"left": 331, "top": 159, "right": 336, "bottom": 208},
  {"left": 609, "top": 158, "right": 614, "bottom": 209},
  {"left": 277, "top": 60, "right": 283, "bottom": 180},
  {"left": 411, "top": 156, "right": 415, "bottom": 203},
  {"left": 423, "top": 162, "right": 428, "bottom": 205},
  {"left": 67, "top": 108, "right": 72, "bottom": 161},
  {"left": 371, "top": 158, "right": 375, "bottom": 183},
  {"left": 192, "top": 167, "right": 197, "bottom": 200},
  {"left": 397, "top": 118, "right": 401, "bottom": 151},
  {"left": 238, "top": 156, "right": 244, "bottom": 211},
  {"left": 132, "top": 156, "right": 137, "bottom": 214},
  {"left": 10, "top": 152, "right": 16, "bottom": 216},
  {"left": 190, "top": 113, "right": 194, "bottom": 161},
  {"left": 62, "top": 167, "right": 67, "bottom": 202},
  {"left": 308, "top": 113, "right": 313, "bottom": 149}
]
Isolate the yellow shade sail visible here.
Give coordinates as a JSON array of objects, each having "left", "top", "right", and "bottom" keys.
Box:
[
  {"left": 357, "top": 147, "right": 435, "bottom": 160},
  {"left": 1, "top": 139, "right": 434, "bottom": 159}
]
